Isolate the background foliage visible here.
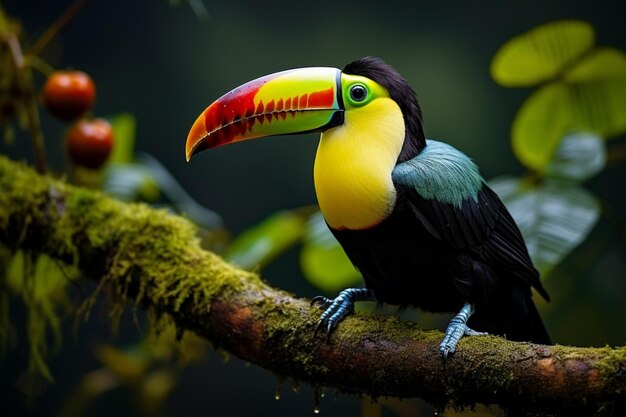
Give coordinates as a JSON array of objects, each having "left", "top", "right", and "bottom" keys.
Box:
[{"left": 1, "top": 1, "right": 625, "bottom": 417}]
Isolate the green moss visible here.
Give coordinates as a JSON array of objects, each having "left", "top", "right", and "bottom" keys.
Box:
[
  {"left": 0, "top": 156, "right": 260, "bottom": 377},
  {"left": 1, "top": 248, "right": 75, "bottom": 382},
  {"left": 596, "top": 345, "right": 626, "bottom": 377},
  {"left": 255, "top": 295, "right": 327, "bottom": 376},
  {"left": 2, "top": 156, "right": 626, "bottom": 410},
  {"left": 47, "top": 166, "right": 260, "bottom": 316}
]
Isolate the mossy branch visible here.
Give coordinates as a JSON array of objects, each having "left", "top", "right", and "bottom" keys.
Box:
[{"left": 0, "top": 155, "right": 624, "bottom": 416}]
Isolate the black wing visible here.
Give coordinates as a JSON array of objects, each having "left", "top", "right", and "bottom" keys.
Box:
[
  {"left": 397, "top": 182, "right": 549, "bottom": 301},
  {"left": 392, "top": 140, "right": 550, "bottom": 302}
]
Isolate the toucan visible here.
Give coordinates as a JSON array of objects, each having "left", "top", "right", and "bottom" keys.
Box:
[{"left": 185, "top": 57, "right": 551, "bottom": 357}]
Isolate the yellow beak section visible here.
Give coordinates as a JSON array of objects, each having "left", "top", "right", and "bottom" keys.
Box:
[{"left": 186, "top": 67, "right": 343, "bottom": 161}]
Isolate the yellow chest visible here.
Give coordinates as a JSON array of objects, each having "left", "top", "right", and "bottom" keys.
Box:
[{"left": 313, "top": 98, "right": 405, "bottom": 230}]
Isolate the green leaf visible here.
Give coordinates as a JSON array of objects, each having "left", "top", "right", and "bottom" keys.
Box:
[
  {"left": 6, "top": 249, "right": 25, "bottom": 294},
  {"left": 546, "top": 132, "right": 605, "bottom": 181},
  {"left": 32, "top": 253, "right": 70, "bottom": 301},
  {"left": 512, "top": 83, "right": 570, "bottom": 171},
  {"left": 103, "top": 163, "right": 160, "bottom": 202},
  {"left": 300, "top": 212, "right": 361, "bottom": 293},
  {"left": 108, "top": 113, "right": 136, "bottom": 164},
  {"left": 491, "top": 20, "right": 594, "bottom": 87},
  {"left": 224, "top": 211, "right": 306, "bottom": 270},
  {"left": 489, "top": 176, "right": 600, "bottom": 276},
  {"left": 565, "top": 47, "right": 626, "bottom": 81},
  {"left": 6, "top": 251, "right": 72, "bottom": 300},
  {"left": 512, "top": 48, "right": 626, "bottom": 171},
  {"left": 563, "top": 48, "right": 626, "bottom": 138}
]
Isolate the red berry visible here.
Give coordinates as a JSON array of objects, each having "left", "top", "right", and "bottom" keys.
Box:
[
  {"left": 43, "top": 70, "right": 96, "bottom": 121},
  {"left": 65, "top": 118, "right": 114, "bottom": 169}
]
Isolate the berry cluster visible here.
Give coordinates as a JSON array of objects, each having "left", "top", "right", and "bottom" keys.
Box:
[{"left": 43, "top": 70, "right": 114, "bottom": 169}]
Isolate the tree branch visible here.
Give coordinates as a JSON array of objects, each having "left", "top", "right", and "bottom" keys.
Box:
[{"left": 0, "top": 156, "right": 624, "bottom": 416}]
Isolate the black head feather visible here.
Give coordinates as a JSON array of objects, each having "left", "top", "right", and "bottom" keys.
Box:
[{"left": 343, "top": 57, "right": 426, "bottom": 162}]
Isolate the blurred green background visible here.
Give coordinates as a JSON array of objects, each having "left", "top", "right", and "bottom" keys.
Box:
[{"left": 2, "top": 0, "right": 626, "bottom": 416}]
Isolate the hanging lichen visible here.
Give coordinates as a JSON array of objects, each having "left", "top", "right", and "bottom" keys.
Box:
[
  {"left": 2, "top": 249, "right": 76, "bottom": 381},
  {"left": 0, "top": 155, "right": 260, "bottom": 380}
]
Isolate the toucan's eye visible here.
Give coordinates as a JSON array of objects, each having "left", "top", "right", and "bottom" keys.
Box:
[{"left": 349, "top": 84, "right": 368, "bottom": 102}]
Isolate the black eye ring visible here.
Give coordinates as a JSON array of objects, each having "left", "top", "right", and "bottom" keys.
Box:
[{"left": 349, "top": 84, "right": 368, "bottom": 102}]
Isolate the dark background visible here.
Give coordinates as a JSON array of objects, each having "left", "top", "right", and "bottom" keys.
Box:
[{"left": 2, "top": 0, "right": 626, "bottom": 416}]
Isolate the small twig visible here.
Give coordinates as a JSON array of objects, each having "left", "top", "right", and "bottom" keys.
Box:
[
  {"left": 606, "top": 143, "right": 626, "bottom": 167},
  {"left": 27, "top": 0, "right": 88, "bottom": 57},
  {"left": 24, "top": 55, "right": 56, "bottom": 78},
  {"left": 5, "top": 35, "right": 47, "bottom": 174}
]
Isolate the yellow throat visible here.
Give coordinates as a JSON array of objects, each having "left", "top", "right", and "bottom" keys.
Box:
[{"left": 314, "top": 97, "right": 405, "bottom": 230}]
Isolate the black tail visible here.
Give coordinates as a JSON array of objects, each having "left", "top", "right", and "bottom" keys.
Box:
[
  {"left": 506, "top": 293, "right": 551, "bottom": 344},
  {"left": 471, "top": 286, "right": 551, "bottom": 345}
]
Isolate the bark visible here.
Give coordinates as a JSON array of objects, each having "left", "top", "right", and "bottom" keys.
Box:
[{"left": 0, "top": 156, "right": 624, "bottom": 416}]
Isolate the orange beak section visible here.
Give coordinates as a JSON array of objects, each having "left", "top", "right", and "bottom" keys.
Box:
[{"left": 185, "top": 67, "right": 343, "bottom": 161}]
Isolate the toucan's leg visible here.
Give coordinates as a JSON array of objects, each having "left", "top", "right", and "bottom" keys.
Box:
[
  {"left": 311, "top": 288, "right": 376, "bottom": 338},
  {"left": 439, "top": 303, "right": 488, "bottom": 359}
]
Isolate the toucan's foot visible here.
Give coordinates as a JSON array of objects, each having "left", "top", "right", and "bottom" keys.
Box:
[
  {"left": 311, "top": 288, "right": 376, "bottom": 339},
  {"left": 439, "top": 303, "right": 487, "bottom": 359}
]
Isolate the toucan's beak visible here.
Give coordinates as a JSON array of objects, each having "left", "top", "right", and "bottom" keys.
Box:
[{"left": 186, "top": 67, "right": 344, "bottom": 161}]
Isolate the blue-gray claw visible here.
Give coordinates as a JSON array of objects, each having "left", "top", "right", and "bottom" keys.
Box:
[
  {"left": 311, "top": 288, "right": 376, "bottom": 339},
  {"left": 439, "top": 303, "right": 488, "bottom": 359}
]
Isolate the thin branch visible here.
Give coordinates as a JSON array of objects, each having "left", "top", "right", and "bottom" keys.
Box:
[
  {"left": 5, "top": 35, "right": 47, "bottom": 173},
  {"left": 0, "top": 155, "right": 624, "bottom": 416},
  {"left": 27, "top": 0, "right": 88, "bottom": 57},
  {"left": 607, "top": 143, "right": 626, "bottom": 167}
]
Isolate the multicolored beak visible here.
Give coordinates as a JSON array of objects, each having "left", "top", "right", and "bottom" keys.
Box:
[{"left": 185, "top": 67, "right": 344, "bottom": 161}]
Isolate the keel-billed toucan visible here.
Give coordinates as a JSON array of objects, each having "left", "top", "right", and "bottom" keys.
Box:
[{"left": 186, "top": 57, "right": 551, "bottom": 356}]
